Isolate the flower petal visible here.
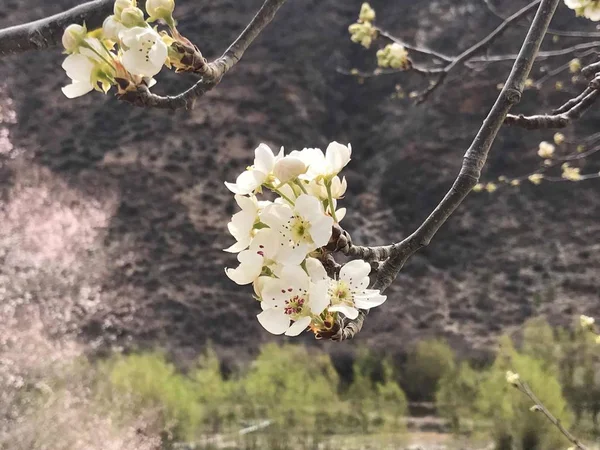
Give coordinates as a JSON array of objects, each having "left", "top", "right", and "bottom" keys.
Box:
[
  {"left": 329, "top": 304, "right": 359, "bottom": 320},
  {"left": 257, "top": 308, "right": 289, "bottom": 335},
  {"left": 305, "top": 257, "right": 328, "bottom": 282},
  {"left": 62, "top": 82, "right": 94, "bottom": 99},
  {"left": 354, "top": 293, "right": 387, "bottom": 310},
  {"left": 309, "top": 280, "right": 330, "bottom": 315},
  {"left": 254, "top": 143, "right": 276, "bottom": 174},
  {"left": 285, "top": 316, "right": 312, "bottom": 336},
  {"left": 340, "top": 260, "right": 371, "bottom": 284},
  {"left": 325, "top": 142, "right": 351, "bottom": 175}
]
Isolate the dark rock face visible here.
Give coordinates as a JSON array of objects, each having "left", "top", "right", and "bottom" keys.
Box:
[{"left": 0, "top": 0, "right": 598, "bottom": 363}]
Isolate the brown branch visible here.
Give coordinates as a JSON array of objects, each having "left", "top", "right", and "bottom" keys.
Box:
[
  {"left": 468, "top": 41, "right": 600, "bottom": 65},
  {"left": 484, "top": 0, "right": 600, "bottom": 38},
  {"left": 516, "top": 380, "right": 588, "bottom": 450},
  {"left": 334, "top": 0, "right": 561, "bottom": 341},
  {"left": 505, "top": 87, "right": 599, "bottom": 129},
  {"left": 582, "top": 60, "right": 600, "bottom": 79},
  {"left": 553, "top": 86, "right": 593, "bottom": 114},
  {"left": 0, "top": 0, "right": 112, "bottom": 57},
  {"left": 119, "top": 0, "right": 287, "bottom": 109},
  {"left": 415, "top": 0, "right": 541, "bottom": 103}
]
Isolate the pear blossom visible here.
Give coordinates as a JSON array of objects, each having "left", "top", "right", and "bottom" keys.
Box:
[
  {"left": 537, "top": 141, "right": 555, "bottom": 159},
  {"left": 580, "top": 314, "right": 595, "bottom": 330},
  {"left": 273, "top": 156, "right": 307, "bottom": 184},
  {"left": 296, "top": 142, "right": 352, "bottom": 181},
  {"left": 327, "top": 260, "right": 386, "bottom": 319},
  {"left": 61, "top": 54, "right": 96, "bottom": 98},
  {"left": 564, "top": 0, "right": 600, "bottom": 20},
  {"left": 506, "top": 371, "right": 520, "bottom": 386},
  {"left": 306, "top": 175, "right": 347, "bottom": 200},
  {"left": 114, "top": 0, "right": 137, "bottom": 19},
  {"left": 225, "top": 144, "right": 283, "bottom": 195},
  {"left": 146, "top": 0, "right": 176, "bottom": 22},
  {"left": 120, "top": 26, "right": 168, "bottom": 77},
  {"left": 225, "top": 229, "right": 280, "bottom": 285},
  {"left": 257, "top": 265, "right": 329, "bottom": 336},
  {"left": 103, "top": 15, "right": 127, "bottom": 41},
  {"left": 62, "top": 24, "right": 87, "bottom": 53},
  {"left": 225, "top": 194, "right": 270, "bottom": 253},
  {"left": 260, "top": 194, "right": 334, "bottom": 265}
]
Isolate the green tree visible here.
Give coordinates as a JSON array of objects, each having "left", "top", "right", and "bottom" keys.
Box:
[{"left": 436, "top": 361, "right": 480, "bottom": 434}]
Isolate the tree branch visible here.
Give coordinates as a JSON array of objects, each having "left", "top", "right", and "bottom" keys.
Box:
[
  {"left": 0, "top": 0, "right": 112, "bottom": 57},
  {"left": 415, "top": 0, "right": 541, "bottom": 103},
  {"left": 505, "top": 85, "right": 599, "bottom": 129},
  {"left": 515, "top": 380, "right": 588, "bottom": 450},
  {"left": 334, "top": 0, "right": 560, "bottom": 341},
  {"left": 119, "top": 0, "right": 287, "bottom": 109}
]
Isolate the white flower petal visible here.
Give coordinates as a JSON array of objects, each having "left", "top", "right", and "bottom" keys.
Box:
[
  {"left": 336, "top": 208, "right": 347, "bottom": 222},
  {"left": 254, "top": 143, "right": 276, "bottom": 174},
  {"left": 294, "top": 194, "right": 323, "bottom": 219},
  {"left": 354, "top": 293, "right": 387, "bottom": 310},
  {"left": 285, "top": 316, "right": 311, "bottom": 336},
  {"left": 305, "top": 257, "right": 328, "bottom": 282},
  {"left": 257, "top": 308, "right": 289, "bottom": 335},
  {"left": 62, "top": 54, "right": 94, "bottom": 81},
  {"left": 273, "top": 156, "right": 307, "bottom": 183},
  {"left": 224, "top": 251, "right": 263, "bottom": 285},
  {"left": 340, "top": 260, "right": 371, "bottom": 284},
  {"left": 325, "top": 142, "right": 351, "bottom": 175},
  {"left": 62, "top": 82, "right": 94, "bottom": 98},
  {"left": 329, "top": 304, "right": 359, "bottom": 320},
  {"left": 309, "top": 280, "right": 330, "bottom": 315},
  {"left": 309, "top": 216, "right": 334, "bottom": 247}
]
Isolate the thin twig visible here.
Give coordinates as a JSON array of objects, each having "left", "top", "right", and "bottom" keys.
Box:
[
  {"left": 335, "top": 0, "right": 561, "bottom": 341},
  {"left": 0, "top": 0, "right": 112, "bottom": 57},
  {"left": 553, "top": 86, "right": 593, "bottom": 114},
  {"left": 118, "top": 0, "right": 287, "bottom": 109},
  {"left": 516, "top": 380, "right": 588, "bottom": 450},
  {"left": 469, "top": 41, "right": 600, "bottom": 65},
  {"left": 416, "top": 0, "right": 541, "bottom": 103},
  {"left": 376, "top": 28, "right": 453, "bottom": 62},
  {"left": 505, "top": 87, "right": 600, "bottom": 129}
]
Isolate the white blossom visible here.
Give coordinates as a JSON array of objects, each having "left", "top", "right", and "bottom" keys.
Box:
[
  {"left": 224, "top": 194, "right": 268, "bottom": 253},
  {"left": 291, "top": 142, "right": 351, "bottom": 181},
  {"left": 146, "top": 0, "right": 175, "bottom": 21},
  {"left": 260, "top": 194, "right": 334, "bottom": 265},
  {"left": 328, "top": 260, "right": 386, "bottom": 319},
  {"left": 62, "top": 24, "right": 87, "bottom": 53},
  {"left": 61, "top": 54, "right": 96, "bottom": 98},
  {"left": 564, "top": 0, "right": 600, "bottom": 20},
  {"left": 225, "top": 144, "right": 283, "bottom": 195},
  {"left": 225, "top": 229, "right": 280, "bottom": 285},
  {"left": 103, "top": 15, "right": 127, "bottom": 41},
  {"left": 120, "top": 26, "right": 168, "bottom": 77},
  {"left": 257, "top": 265, "right": 329, "bottom": 336}
]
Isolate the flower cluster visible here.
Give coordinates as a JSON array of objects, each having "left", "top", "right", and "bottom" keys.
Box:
[
  {"left": 377, "top": 43, "right": 411, "bottom": 70},
  {"left": 564, "top": 0, "right": 600, "bottom": 21},
  {"left": 348, "top": 3, "right": 378, "bottom": 48},
  {"left": 224, "top": 142, "right": 387, "bottom": 337},
  {"left": 60, "top": 0, "right": 190, "bottom": 99}
]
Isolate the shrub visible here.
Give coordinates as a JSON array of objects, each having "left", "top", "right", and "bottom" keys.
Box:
[
  {"left": 476, "top": 336, "right": 573, "bottom": 450},
  {"left": 402, "top": 338, "right": 456, "bottom": 401},
  {"left": 436, "top": 361, "right": 480, "bottom": 434}
]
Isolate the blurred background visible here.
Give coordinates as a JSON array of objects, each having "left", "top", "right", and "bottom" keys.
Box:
[{"left": 0, "top": 0, "right": 599, "bottom": 448}]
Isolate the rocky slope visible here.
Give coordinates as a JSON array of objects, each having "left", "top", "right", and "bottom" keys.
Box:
[{"left": 0, "top": 0, "right": 598, "bottom": 366}]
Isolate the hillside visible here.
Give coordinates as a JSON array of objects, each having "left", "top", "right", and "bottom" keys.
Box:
[{"left": 0, "top": 0, "right": 598, "bottom": 366}]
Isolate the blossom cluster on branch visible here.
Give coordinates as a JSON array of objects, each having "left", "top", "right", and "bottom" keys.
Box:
[
  {"left": 564, "top": 0, "right": 600, "bottom": 21},
  {"left": 60, "top": 0, "right": 200, "bottom": 99},
  {"left": 223, "top": 142, "right": 386, "bottom": 337}
]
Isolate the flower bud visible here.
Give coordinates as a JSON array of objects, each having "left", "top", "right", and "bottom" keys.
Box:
[
  {"left": 580, "top": 315, "right": 595, "bottom": 330},
  {"left": 528, "top": 173, "right": 543, "bottom": 185},
  {"left": 114, "top": 0, "right": 136, "bottom": 20},
  {"left": 377, "top": 43, "right": 410, "bottom": 70},
  {"left": 358, "top": 2, "right": 376, "bottom": 22},
  {"left": 102, "top": 15, "right": 125, "bottom": 41},
  {"left": 273, "top": 156, "right": 307, "bottom": 184},
  {"left": 120, "top": 7, "right": 147, "bottom": 28},
  {"left": 506, "top": 371, "right": 520, "bottom": 387},
  {"left": 553, "top": 132, "right": 565, "bottom": 145},
  {"left": 62, "top": 24, "right": 87, "bottom": 53},
  {"left": 537, "top": 141, "right": 555, "bottom": 159},
  {"left": 146, "top": 0, "right": 175, "bottom": 22}
]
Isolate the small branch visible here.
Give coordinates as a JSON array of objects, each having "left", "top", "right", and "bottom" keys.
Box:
[
  {"left": 516, "top": 380, "right": 587, "bottom": 450},
  {"left": 553, "top": 86, "right": 593, "bottom": 114},
  {"left": 119, "top": 0, "right": 287, "bottom": 109},
  {"left": 0, "top": 0, "right": 112, "bottom": 57},
  {"left": 582, "top": 60, "right": 600, "bottom": 79},
  {"left": 335, "top": 0, "right": 560, "bottom": 340},
  {"left": 415, "top": 0, "right": 541, "bottom": 103},
  {"left": 505, "top": 87, "right": 600, "bottom": 129},
  {"left": 376, "top": 28, "right": 453, "bottom": 63},
  {"left": 484, "top": 0, "right": 600, "bottom": 38},
  {"left": 468, "top": 41, "right": 600, "bottom": 65}
]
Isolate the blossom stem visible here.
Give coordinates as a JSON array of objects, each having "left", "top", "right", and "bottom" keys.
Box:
[
  {"left": 270, "top": 187, "right": 295, "bottom": 206},
  {"left": 294, "top": 180, "right": 308, "bottom": 195},
  {"left": 325, "top": 181, "right": 338, "bottom": 223},
  {"left": 81, "top": 40, "right": 116, "bottom": 71}
]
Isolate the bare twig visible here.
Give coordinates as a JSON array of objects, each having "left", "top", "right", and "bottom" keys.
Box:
[
  {"left": 0, "top": 0, "right": 112, "bottom": 57},
  {"left": 469, "top": 41, "right": 600, "bottom": 65},
  {"left": 118, "top": 0, "right": 287, "bottom": 109},
  {"left": 376, "top": 28, "right": 453, "bottom": 63},
  {"left": 553, "top": 86, "right": 593, "bottom": 114},
  {"left": 484, "top": 0, "right": 600, "bottom": 38},
  {"left": 335, "top": 0, "right": 560, "bottom": 341},
  {"left": 415, "top": 0, "right": 541, "bottom": 103},
  {"left": 515, "top": 380, "right": 588, "bottom": 450},
  {"left": 505, "top": 86, "right": 600, "bottom": 129}
]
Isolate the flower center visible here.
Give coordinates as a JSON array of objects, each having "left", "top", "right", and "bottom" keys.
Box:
[
  {"left": 284, "top": 295, "right": 306, "bottom": 317},
  {"left": 290, "top": 215, "right": 313, "bottom": 244},
  {"left": 329, "top": 281, "right": 352, "bottom": 305}
]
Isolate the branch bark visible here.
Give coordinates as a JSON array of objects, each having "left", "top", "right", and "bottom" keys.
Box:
[
  {"left": 0, "top": 0, "right": 112, "bottom": 57},
  {"left": 335, "top": 0, "right": 560, "bottom": 341},
  {"left": 119, "top": 0, "right": 287, "bottom": 109}
]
